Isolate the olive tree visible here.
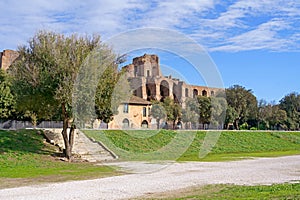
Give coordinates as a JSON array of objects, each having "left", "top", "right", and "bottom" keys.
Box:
[{"left": 10, "top": 30, "right": 118, "bottom": 160}]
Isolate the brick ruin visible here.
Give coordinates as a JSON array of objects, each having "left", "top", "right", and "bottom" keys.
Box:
[
  {"left": 122, "top": 54, "right": 222, "bottom": 105},
  {"left": 0, "top": 49, "right": 19, "bottom": 70}
]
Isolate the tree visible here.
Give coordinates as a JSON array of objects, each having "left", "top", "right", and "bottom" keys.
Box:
[
  {"left": 196, "top": 95, "right": 211, "bottom": 129},
  {"left": 94, "top": 65, "right": 128, "bottom": 124},
  {"left": 279, "top": 92, "right": 300, "bottom": 130},
  {"left": 210, "top": 96, "right": 227, "bottom": 129},
  {"left": 258, "top": 100, "right": 287, "bottom": 130},
  {"left": 151, "top": 100, "right": 166, "bottom": 129},
  {"left": 182, "top": 98, "right": 199, "bottom": 129},
  {"left": 225, "top": 85, "right": 258, "bottom": 129},
  {"left": 9, "top": 30, "right": 115, "bottom": 160},
  {"left": 0, "top": 69, "right": 15, "bottom": 120},
  {"left": 162, "top": 97, "right": 182, "bottom": 129}
]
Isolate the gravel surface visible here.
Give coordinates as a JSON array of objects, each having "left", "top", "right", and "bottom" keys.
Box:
[{"left": 0, "top": 155, "right": 299, "bottom": 200}]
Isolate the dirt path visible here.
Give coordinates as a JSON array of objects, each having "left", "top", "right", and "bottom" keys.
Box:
[{"left": 0, "top": 155, "right": 299, "bottom": 200}]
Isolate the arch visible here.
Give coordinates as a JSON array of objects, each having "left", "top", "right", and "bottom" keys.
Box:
[
  {"left": 141, "top": 120, "right": 148, "bottom": 128},
  {"left": 122, "top": 118, "right": 130, "bottom": 128},
  {"left": 176, "top": 121, "right": 183, "bottom": 129},
  {"left": 193, "top": 89, "right": 198, "bottom": 98},
  {"left": 202, "top": 90, "right": 207, "bottom": 97},
  {"left": 185, "top": 88, "right": 189, "bottom": 97},
  {"left": 160, "top": 80, "right": 169, "bottom": 100},
  {"left": 146, "top": 83, "right": 156, "bottom": 101},
  {"left": 210, "top": 90, "right": 215, "bottom": 96},
  {"left": 173, "top": 83, "right": 179, "bottom": 103}
]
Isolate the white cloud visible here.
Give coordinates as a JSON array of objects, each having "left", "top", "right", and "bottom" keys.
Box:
[
  {"left": 0, "top": 0, "right": 299, "bottom": 52},
  {"left": 210, "top": 19, "right": 292, "bottom": 52}
]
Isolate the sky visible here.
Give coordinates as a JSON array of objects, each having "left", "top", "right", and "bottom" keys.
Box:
[{"left": 1, "top": 0, "right": 300, "bottom": 102}]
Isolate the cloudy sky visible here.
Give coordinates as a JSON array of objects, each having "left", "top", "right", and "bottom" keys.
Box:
[{"left": 1, "top": 0, "right": 299, "bottom": 102}]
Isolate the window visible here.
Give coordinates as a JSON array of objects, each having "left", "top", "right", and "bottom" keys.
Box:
[
  {"left": 143, "top": 107, "right": 147, "bottom": 117},
  {"left": 185, "top": 88, "right": 189, "bottom": 97},
  {"left": 123, "top": 103, "right": 129, "bottom": 113},
  {"left": 193, "top": 89, "right": 198, "bottom": 98},
  {"left": 147, "top": 70, "right": 150, "bottom": 77},
  {"left": 134, "top": 66, "right": 138, "bottom": 77}
]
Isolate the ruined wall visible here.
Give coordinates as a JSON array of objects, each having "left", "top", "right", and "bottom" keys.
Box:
[
  {"left": 0, "top": 49, "right": 19, "bottom": 70},
  {"left": 123, "top": 54, "right": 222, "bottom": 103}
]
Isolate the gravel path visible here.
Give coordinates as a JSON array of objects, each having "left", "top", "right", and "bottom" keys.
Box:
[{"left": 1, "top": 155, "right": 299, "bottom": 200}]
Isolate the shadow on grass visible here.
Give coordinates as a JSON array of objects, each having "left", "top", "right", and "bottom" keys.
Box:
[{"left": 0, "top": 129, "right": 55, "bottom": 155}]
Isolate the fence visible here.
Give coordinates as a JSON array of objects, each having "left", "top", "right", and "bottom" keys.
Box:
[{"left": 0, "top": 120, "right": 63, "bottom": 129}]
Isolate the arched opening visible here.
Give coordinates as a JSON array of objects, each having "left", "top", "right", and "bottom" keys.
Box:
[
  {"left": 185, "top": 88, "right": 189, "bottom": 97},
  {"left": 193, "top": 89, "right": 198, "bottom": 98},
  {"left": 176, "top": 121, "right": 183, "bottom": 129},
  {"left": 122, "top": 118, "right": 130, "bottom": 128},
  {"left": 211, "top": 91, "right": 215, "bottom": 96},
  {"left": 202, "top": 90, "right": 207, "bottom": 97},
  {"left": 160, "top": 80, "right": 169, "bottom": 101},
  {"left": 141, "top": 120, "right": 148, "bottom": 128},
  {"left": 134, "top": 66, "right": 138, "bottom": 77},
  {"left": 146, "top": 83, "right": 156, "bottom": 101},
  {"left": 173, "top": 83, "right": 179, "bottom": 103}
]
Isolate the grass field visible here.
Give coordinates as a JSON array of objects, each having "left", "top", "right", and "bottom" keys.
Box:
[
  {"left": 139, "top": 183, "right": 300, "bottom": 199},
  {"left": 0, "top": 129, "right": 119, "bottom": 189},
  {"left": 84, "top": 130, "right": 300, "bottom": 161}
]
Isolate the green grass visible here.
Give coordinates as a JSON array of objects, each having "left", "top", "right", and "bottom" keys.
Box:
[
  {"left": 140, "top": 183, "right": 300, "bottom": 199},
  {"left": 0, "top": 129, "right": 118, "bottom": 188},
  {"left": 84, "top": 130, "right": 300, "bottom": 161}
]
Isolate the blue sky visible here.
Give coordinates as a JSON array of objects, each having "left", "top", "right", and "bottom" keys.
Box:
[{"left": 1, "top": 0, "right": 299, "bottom": 102}]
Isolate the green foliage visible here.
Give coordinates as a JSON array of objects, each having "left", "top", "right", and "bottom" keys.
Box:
[
  {"left": 279, "top": 92, "right": 300, "bottom": 130},
  {"left": 259, "top": 100, "right": 287, "bottom": 130},
  {"left": 225, "top": 85, "right": 258, "bottom": 129},
  {"left": 210, "top": 97, "right": 227, "bottom": 128},
  {"left": 94, "top": 65, "right": 128, "bottom": 123},
  {"left": 9, "top": 31, "right": 102, "bottom": 122},
  {"left": 239, "top": 122, "right": 248, "bottom": 130},
  {"left": 0, "top": 69, "right": 16, "bottom": 119},
  {"left": 9, "top": 30, "right": 119, "bottom": 159},
  {"left": 151, "top": 100, "right": 167, "bottom": 129},
  {"left": 162, "top": 97, "right": 182, "bottom": 129},
  {"left": 182, "top": 98, "right": 199, "bottom": 129},
  {"left": 197, "top": 95, "right": 212, "bottom": 128}
]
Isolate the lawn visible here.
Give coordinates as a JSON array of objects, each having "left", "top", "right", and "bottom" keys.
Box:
[
  {"left": 139, "top": 183, "right": 300, "bottom": 199},
  {"left": 84, "top": 130, "right": 300, "bottom": 161},
  {"left": 0, "top": 129, "right": 119, "bottom": 189}
]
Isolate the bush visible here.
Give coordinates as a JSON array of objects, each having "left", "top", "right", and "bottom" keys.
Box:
[{"left": 239, "top": 122, "right": 248, "bottom": 130}]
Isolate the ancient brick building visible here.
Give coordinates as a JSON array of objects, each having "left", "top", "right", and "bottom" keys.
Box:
[
  {"left": 122, "top": 54, "right": 221, "bottom": 105},
  {"left": 0, "top": 50, "right": 19, "bottom": 70}
]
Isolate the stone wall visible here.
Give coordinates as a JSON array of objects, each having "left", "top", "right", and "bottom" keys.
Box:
[
  {"left": 122, "top": 54, "right": 223, "bottom": 104},
  {"left": 0, "top": 49, "right": 19, "bottom": 70}
]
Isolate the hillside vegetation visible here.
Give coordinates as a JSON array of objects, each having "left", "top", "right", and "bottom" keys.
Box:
[{"left": 84, "top": 130, "right": 300, "bottom": 161}]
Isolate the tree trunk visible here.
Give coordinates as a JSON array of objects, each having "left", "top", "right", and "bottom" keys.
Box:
[
  {"left": 234, "top": 118, "right": 239, "bottom": 130},
  {"left": 61, "top": 103, "right": 76, "bottom": 162},
  {"left": 69, "top": 124, "right": 76, "bottom": 154},
  {"left": 156, "top": 118, "right": 160, "bottom": 129}
]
